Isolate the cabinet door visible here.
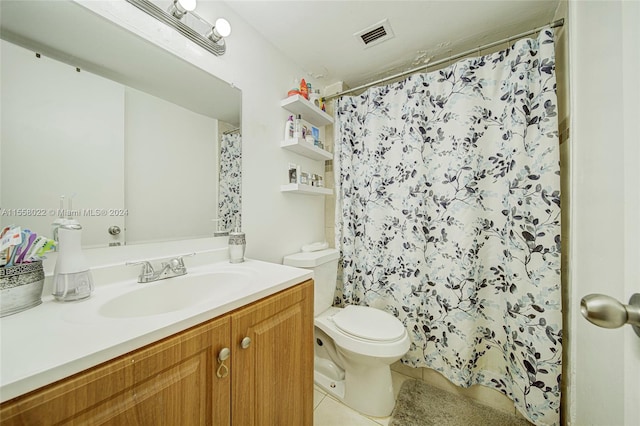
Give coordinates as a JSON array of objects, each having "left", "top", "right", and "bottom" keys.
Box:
[
  {"left": 0, "top": 316, "right": 231, "bottom": 425},
  {"left": 128, "top": 316, "right": 231, "bottom": 425},
  {"left": 231, "top": 280, "right": 314, "bottom": 426}
]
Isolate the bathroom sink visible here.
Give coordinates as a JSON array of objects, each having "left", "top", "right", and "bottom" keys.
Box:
[{"left": 98, "top": 270, "right": 252, "bottom": 318}]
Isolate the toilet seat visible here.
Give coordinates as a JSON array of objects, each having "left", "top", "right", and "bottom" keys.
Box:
[
  {"left": 315, "top": 307, "right": 410, "bottom": 358},
  {"left": 332, "top": 305, "right": 406, "bottom": 342}
]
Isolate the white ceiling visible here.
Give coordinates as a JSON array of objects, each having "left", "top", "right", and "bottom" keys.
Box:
[
  {"left": 224, "top": 0, "right": 561, "bottom": 89},
  {"left": 0, "top": 1, "right": 561, "bottom": 112}
]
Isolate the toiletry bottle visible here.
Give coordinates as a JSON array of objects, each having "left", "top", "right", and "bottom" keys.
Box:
[
  {"left": 289, "top": 163, "right": 298, "bottom": 184},
  {"left": 52, "top": 223, "right": 94, "bottom": 301},
  {"left": 228, "top": 217, "right": 245, "bottom": 263},
  {"left": 293, "top": 114, "right": 303, "bottom": 139},
  {"left": 300, "top": 78, "right": 308, "bottom": 99},
  {"left": 284, "top": 115, "right": 294, "bottom": 141}
]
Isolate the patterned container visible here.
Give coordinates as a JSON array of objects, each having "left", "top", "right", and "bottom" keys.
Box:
[{"left": 0, "top": 261, "right": 44, "bottom": 317}]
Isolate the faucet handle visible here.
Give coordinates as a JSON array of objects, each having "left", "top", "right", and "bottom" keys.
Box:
[
  {"left": 126, "top": 260, "right": 155, "bottom": 281},
  {"left": 162, "top": 253, "right": 195, "bottom": 273},
  {"left": 175, "top": 253, "right": 196, "bottom": 263},
  {"left": 164, "top": 257, "right": 184, "bottom": 272}
]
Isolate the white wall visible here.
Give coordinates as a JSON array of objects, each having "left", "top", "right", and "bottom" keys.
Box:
[
  {"left": 78, "top": 0, "right": 327, "bottom": 264},
  {"left": 124, "top": 87, "right": 218, "bottom": 244},
  {"left": 568, "top": 1, "right": 640, "bottom": 424}
]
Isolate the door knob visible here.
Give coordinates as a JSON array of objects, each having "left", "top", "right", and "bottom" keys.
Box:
[{"left": 580, "top": 293, "right": 640, "bottom": 337}]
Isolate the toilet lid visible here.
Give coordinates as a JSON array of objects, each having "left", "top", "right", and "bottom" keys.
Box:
[{"left": 332, "top": 305, "right": 405, "bottom": 342}]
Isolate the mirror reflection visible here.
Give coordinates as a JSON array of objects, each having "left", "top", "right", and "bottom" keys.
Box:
[{"left": 0, "top": 1, "right": 241, "bottom": 248}]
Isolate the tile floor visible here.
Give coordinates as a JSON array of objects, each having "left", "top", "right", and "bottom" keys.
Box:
[{"left": 313, "top": 370, "right": 411, "bottom": 426}]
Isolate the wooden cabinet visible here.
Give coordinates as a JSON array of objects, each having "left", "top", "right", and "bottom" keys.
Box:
[
  {"left": 126, "top": 316, "right": 231, "bottom": 426},
  {"left": 231, "top": 279, "right": 313, "bottom": 426},
  {"left": 0, "top": 280, "right": 313, "bottom": 426},
  {"left": 0, "top": 316, "right": 231, "bottom": 425}
]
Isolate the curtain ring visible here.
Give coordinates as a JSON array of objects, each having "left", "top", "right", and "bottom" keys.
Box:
[{"left": 506, "top": 36, "right": 513, "bottom": 51}]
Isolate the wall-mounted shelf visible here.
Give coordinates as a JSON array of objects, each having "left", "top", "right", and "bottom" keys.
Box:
[
  {"left": 280, "top": 184, "right": 333, "bottom": 196},
  {"left": 281, "top": 138, "right": 333, "bottom": 161},
  {"left": 280, "top": 95, "right": 333, "bottom": 127},
  {"left": 280, "top": 95, "right": 333, "bottom": 197}
]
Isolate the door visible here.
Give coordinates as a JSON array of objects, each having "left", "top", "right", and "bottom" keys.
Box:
[
  {"left": 620, "top": 3, "right": 640, "bottom": 423},
  {"left": 569, "top": 1, "right": 640, "bottom": 425}
]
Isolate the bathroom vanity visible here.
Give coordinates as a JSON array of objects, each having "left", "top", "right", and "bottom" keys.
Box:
[{"left": 0, "top": 254, "right": 314, "bottom": 425}]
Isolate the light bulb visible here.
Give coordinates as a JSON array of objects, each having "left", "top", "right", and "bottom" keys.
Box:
[
  {"left": 206, "top": 18, "right": 231, "bottom": 43},
  {"left": 168, "top": 0, "right": 196, "bottom": 19},
  {"left": 215, "top": 18, "right": 231, "bottom": 37},
  {"left": 178, "top": 0, "right": 196, "bottom": 12}
]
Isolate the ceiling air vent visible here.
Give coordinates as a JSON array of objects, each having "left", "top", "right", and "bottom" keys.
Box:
[{"left": 354, "top": 19, "right": 395, "bottom": 48}]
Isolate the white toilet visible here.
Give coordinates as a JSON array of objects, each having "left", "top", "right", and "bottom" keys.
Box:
[{"left": 283, "top": 248, "right": 410, "bottom": 418}]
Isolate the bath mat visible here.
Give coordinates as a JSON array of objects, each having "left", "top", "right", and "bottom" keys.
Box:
[{"left": 389, "top": 379, "right": 532, "bottom": 426}]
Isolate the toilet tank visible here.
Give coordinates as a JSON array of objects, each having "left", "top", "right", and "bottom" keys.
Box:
[{"left": 283, "top": 248, "right": 339, "bottom": 315}]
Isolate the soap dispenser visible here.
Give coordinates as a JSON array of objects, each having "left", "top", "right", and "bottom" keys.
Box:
[
  {"left": 52, "top": 223, "right": 94, "bottom": 301},
  {"left": 228, "top": 217, "right": 245, "bottom": 263}
]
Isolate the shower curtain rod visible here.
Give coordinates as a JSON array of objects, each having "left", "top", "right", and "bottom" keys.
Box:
[{"left": 322, "top": 18, "right": 564, "bottom": 102}]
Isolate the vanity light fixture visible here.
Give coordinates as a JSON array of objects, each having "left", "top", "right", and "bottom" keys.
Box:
[
  {"left": 167, "top": 0, "right": 196, "bottom": 20},
  {"left": 206, "top": 18, "right": 232, "bottom": 43},
  {"left": 125, "top": 0, "right": 230, "bottom": 56}
]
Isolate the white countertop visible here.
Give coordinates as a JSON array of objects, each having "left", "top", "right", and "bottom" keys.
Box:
[{"left": 0, "top": 255, "right": 312, "bottom": 403}]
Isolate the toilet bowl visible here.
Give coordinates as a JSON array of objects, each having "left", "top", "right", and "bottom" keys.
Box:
[
  {"left": 283, "top": 248, "right": 410, "bottom": 418},
  {"left": 314, "top": 306, "right": 410, "bottom": 417}
]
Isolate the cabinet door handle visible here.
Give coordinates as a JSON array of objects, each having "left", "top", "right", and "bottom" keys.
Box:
[
  {"left": 240, "top": 337, "right": 251, "bottom": 349},
  {"left": 216, "top": 347, "right": 230, "bottom": 378}
]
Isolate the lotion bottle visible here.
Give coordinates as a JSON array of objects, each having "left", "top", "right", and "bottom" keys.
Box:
[{"left": 284, "top": 115, "right": 294, "bottom": 141}]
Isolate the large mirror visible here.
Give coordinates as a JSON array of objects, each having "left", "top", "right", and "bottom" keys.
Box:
[{"left": 0, "top": 0, "right": 241, "bottom": 248}]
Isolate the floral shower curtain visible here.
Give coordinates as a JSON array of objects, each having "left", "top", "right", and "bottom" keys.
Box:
[
  {"left": 218, "top": 132, "right": 242, "bottom": 230},
  {"left": 334, "top": 30, "right": 561, "bottom": 425}
]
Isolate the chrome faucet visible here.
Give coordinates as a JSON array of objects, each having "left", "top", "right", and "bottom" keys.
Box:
[{"left": 126, "top": 253, "right": 194, "bottom": 283}]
